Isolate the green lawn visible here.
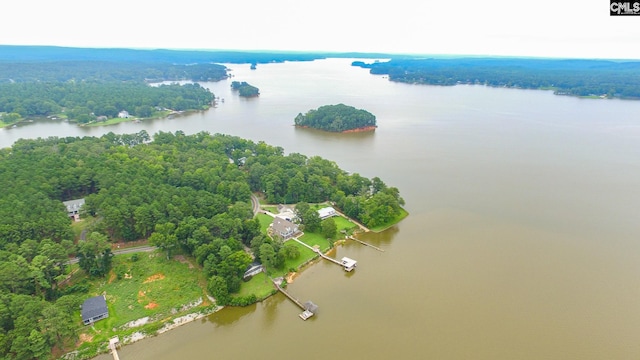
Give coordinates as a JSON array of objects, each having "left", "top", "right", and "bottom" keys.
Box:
[
  {"left": 257, "top": 213, "right": 274, "bottom": 234},
  {"left": 233, "top": 272, "right": 276, "bottom": 300},
  {"left": 298, "top": 232, "right": 330, "bottom": 252}
]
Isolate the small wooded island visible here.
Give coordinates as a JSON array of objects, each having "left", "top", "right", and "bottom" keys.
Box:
[
  {"left": 294, "top": 104, "right": 377, "bottom": 133},
  {"left": 231, "top": 81, "right": 260, "bottom": 97}
]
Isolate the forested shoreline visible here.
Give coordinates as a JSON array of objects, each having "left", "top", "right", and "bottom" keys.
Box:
[
  {"left": 0, "top": 82, "right": 214, "bottom": 125},
  {"left": 0, "top": 131, "right": 404, "bottom": 359},
  {"left": 352, "top": 58, "right": 640, "bottom": 99}
]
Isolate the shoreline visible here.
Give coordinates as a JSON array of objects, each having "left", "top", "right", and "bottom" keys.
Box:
[{"left": 294, "top": 125, "right": 377, "bottom": 133}]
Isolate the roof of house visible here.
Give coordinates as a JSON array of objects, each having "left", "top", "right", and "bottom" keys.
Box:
[
  {"left": 81, "top": 295, "right": 108, "bottom": 322},
  {"left": 271, "top": 217, "right": 298, "bottom": 235},
  {"left": 318, "top": 207, "right": 336, "bottom": 218},
  {"left": 63, "top": 198, "right": 85, "bottom": 212}
]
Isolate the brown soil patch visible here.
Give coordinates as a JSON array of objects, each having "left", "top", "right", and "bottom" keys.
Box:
[
  {"left": 286, "top": 272, "right": 297, "bottom": 284},
  {"left": 138, "top": 290, "right": 146, "bottom": 297},
  {"left": 145, "top": 302, "right": 159, "bottom": 309},
  {"left": 107, "top": 272, "right": 116, "bottom": 284},
  {"left": 77, "top": 333, "right": 93, "bottom": 345},
  {"left": 143, "top": 273, "right": 165, "bottom": 283}
]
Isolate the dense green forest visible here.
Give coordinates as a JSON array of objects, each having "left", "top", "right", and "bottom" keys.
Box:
[
  {"left": 230, "top": 81, "right": 260, "bottom": 97},
  {"left": 0, "top": 82, "right": 214, "bottom": 124},
  {"left": 294, "top": 104, "right": 377, "bottom": 132},
  {"left": 352, "top": 58, "right": 640, "bottom": 98},
  {"left": 0, "top": 131, "right": 404, "bottom": 358}
]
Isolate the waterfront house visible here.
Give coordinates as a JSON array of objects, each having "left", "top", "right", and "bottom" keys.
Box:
[
  {"left": 81, "top": 295, "right": 109, "bottom": 325},
  {"left": 118, "top": 110, "right": 130, "bottom": 118},
  {"left": 63, "top": 198, "right": 85, "bottom": 221},
  {"left": 243, "top": 263, "right": 264, "bottom": 281},
  {"left": 317, "top": 206, "right": 337, "bottom": 220},
  {"left": 270, "top": 217, "right": 299, "bottom": 239}
]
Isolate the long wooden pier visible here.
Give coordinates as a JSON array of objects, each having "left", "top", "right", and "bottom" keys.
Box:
[
  {"left": 273, "top": 281, "right": 305, "bottom": 310},
  {"left": 347, "top": 236, "right": 385, "bottom": 252}
]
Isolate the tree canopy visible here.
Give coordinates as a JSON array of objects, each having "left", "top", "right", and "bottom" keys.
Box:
[
  {"left": 231, "top": 81, "right": 260, "bottom": 97},
  {"left": 0, "top": 130, "right": 404, "bottom": 357},
  {"left": 294, "top": 104, "right": 377, "bottom": 132},
  {"left": 0, "top": 82, "right": 214, "bottom": 124}
]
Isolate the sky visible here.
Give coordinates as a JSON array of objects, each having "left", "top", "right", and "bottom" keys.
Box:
[{"left": 2, "top": 0, "right": 639, "bottom": 59}]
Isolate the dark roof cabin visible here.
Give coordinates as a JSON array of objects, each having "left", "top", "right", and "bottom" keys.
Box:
[{"left": 81, "top": 295, "right": 109, "bottom": 325}]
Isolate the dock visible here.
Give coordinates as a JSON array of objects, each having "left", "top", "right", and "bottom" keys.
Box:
[
  {"left": 290, "top": 237, "right": 358, "bottom": 271},
  {"left": 272, "top": 278, "right": 318, "bottom": 320},
  {"left": 109, "top": 337, "right": 120, "bottom": 360},
  {"left": 347, "top": 236, "right": 385, "bottom": 252}
]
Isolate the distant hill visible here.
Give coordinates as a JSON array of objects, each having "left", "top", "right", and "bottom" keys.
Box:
[{"left": 0, "top": 45, "right": 393, "bottom": 64}]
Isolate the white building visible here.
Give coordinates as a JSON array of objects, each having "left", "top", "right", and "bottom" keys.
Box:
[{"left": 317, "top": 206, "right": 337, "bottom": 220}]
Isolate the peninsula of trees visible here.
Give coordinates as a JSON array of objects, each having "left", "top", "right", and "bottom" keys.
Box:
[
  {"left": 0, "top": 82, "right": 214, "bottom": 125},
  {"left": 294, "top": 104, "right": 377, "bottom": 132},
  {"left": 352, "top": 58, "right": 640, "bottom": 99},
  {"left": 0, "top": 131, "right": 405, "bottom": 359},
  {"left": 230, "top": 81, "right": 260, "bottom": 97}
]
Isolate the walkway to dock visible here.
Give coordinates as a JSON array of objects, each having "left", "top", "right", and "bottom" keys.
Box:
[
  {"left": 272, "top": 278, "right": 305, "bottom": 310},
  {"left": 347, "top": 236, "right": 385, "bottom": 252},
  {"left": 109, "top": 337, "right": 120, "bottom": 360},
  {"left": 291, "top": 237, "right": 345, "bottom": 267}
]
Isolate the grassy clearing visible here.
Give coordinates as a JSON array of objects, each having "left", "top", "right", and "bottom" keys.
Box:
[{"left": 72, "top": 251, "right": 212, "bottom": 358}]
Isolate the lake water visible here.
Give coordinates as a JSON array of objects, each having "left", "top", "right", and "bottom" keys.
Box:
[{"left": 6, "top": 58, "right": 640, "bottom": 359}]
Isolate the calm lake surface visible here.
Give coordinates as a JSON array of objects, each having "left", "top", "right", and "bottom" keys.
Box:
[{"left": 5, "top": 59, "right": 640, "bottom": 359}]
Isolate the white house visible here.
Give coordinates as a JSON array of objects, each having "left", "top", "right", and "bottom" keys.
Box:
[
  {"left": 63, "top": 198, "right": 85, "bottom": 221},
  {"left": 118, "top": 110, "right": 130, "bottom": 118},
  {"left": 317, "top": 206, "right": 337, "bottom": 220}
]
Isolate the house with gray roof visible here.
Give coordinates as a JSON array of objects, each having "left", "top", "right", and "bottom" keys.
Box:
[
  {"left": 63, "top": 198, "right": 85, "bottom": 221},
  {"left": 270, "top": 217, "right": 299, "bottom": 240},
  {"left": 81, "top": 295, "right": 109, "bottom": 325}
]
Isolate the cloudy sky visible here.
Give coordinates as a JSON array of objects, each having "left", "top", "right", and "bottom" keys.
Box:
[{"left": 2, "top": 0, "right": 638, "bottom": 59}]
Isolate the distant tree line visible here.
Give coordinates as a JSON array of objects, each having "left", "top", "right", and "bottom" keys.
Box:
[
  {"left": 0, "top": 61, "right": 228, "bottom": 83},
  {"left": 231, "top": 81, "right": 260, "bottom": 97},
  {"left": 294, "top": 103, "right": 377, "bottom": 132},
  {"left": 352, "top": 58, "right": 640, "bottom": 99},
  {"left": 0, "top": 131, "right": 404, "bottom": 357},
  {"left": 0, "top": 82, "right": 214, "bottom": 124}
]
